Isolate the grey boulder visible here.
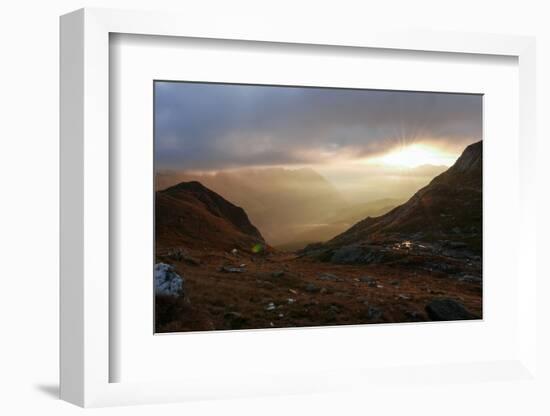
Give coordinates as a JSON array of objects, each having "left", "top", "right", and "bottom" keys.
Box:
[
  {"left": 425, "top": 298, "right": 478, "bottom": 321},
  {"left": 154, "top": 263, "right": 184, "bottom": 297}
]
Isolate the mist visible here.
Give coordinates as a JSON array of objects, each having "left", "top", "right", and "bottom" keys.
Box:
[{"left": 156, "top": 163, "right": 448, "bottom": 248}]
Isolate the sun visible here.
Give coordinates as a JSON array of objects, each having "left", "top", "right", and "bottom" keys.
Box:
[{"left": 370, "top": 143, "right": 457, "bottom": 168}]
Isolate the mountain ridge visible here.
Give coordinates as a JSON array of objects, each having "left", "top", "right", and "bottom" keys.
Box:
[
  {"left": 302, "top": 140, "right": 483, "bottom": 270},
  {"left": 156, "top": 180, "right": 264, "bottom": 252},
  {"left": 332, "top": 141, "right": 481, "bottom": 246}
]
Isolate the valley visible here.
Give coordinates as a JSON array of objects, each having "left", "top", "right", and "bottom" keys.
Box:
[{"left": 155, "top": 141, "right": 483, "bottom": 332}]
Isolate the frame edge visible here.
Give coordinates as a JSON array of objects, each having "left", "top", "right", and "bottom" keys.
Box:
[
  {"left": 59, "top": 8, "right": 85, "bottom": 407},
  {"left": 59, "top": 6, "right": 539, "bottom": 407}
]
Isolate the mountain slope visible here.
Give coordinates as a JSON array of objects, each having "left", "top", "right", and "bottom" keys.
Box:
[
  {"left": 334, "top": 141, "right": 481, "bottom": 245},
  {"left": 275, "top": 198, "right": 403, "bottom": 251},
  {"left": 156, "top": 181, "right": 265, "bottom": 252},
  {"left": 303, "top": 141, "right": 483, "bottom": 269}
]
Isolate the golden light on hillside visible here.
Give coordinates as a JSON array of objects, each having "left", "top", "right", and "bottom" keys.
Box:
[{"left": 369, "top": 143, "right": 457, "bottom": 168}]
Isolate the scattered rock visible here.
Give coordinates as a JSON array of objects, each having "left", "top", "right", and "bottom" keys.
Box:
[
  {"left": 287, "top": 298, "right": 296, "bottom": 304},
  {"left": 224, "top": 312, "right": 247, "bottom": 329},
  {"left": 289, "top": 288, "right": 298, "bottom": 295},
  {"left": 329, "top": 244, "right": 391, "bottom": 265},
  {"left": 163, "top": 247, "right": 201, "bottom": 265},
  {"left": 366, "top": 306, "right": 383, "bottom": 320},
  {"left": 329, "top": 305, "right": 341, "bottom": 314},
  {"left": 255, "top": 279, "right": 275, "bottom": 289},
  {"left": 447, "top": 241, "right": 468, "bottom": 249},
  {"left": 458, "top": 274, "right": 482, "bottom": 283},
  {"left": 398, "top": 294, "right": 411, "bottom": 300},
  {"left": 318, "top": 273, "right": 342, "bottom": 281},
  {"left": 330, "top": 245, "right": 365, "bottom": 264},
  {"left": 376, "top": 284, "right": 384, "bottom": 289},
  {"left": 425, "top": 298, "right": 478, "bottom": 321},
  {"left": 231, "top": 248, "right": 238, "bottom": 256},
  {"left": 359, "top": 276, "right": 376, "bottom": 284},
  {"left": 320, "top": 287, "right": 328, "bottom": 294},
  {"left": 271, "top": 270, "right": 285, "bottom": 278},
  {"left": 334, "top": 291, "right": 350, "bottom": 298},
  {"left": 184, "top": 256, "right": 201, "bottom": 266},
  {"left": 265, "top": 302, "right": 276, "bottom": 311},
  {"left": 305, "top": 283, "right": 320, "bottom": 293},
  {"left": 220, "top": 266, "right": 246, "bottom": 273},
  {"left": 154, "top": 263, "right": 184, "bottom": 297},
  {"left": 405, "top": 311, "right": 424, "bottom": 321}
]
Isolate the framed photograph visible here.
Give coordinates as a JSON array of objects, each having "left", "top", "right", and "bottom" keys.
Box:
[
  {"left": 153, "top": 81, "right": 483, "bottom": 333},
  {"left": 60, "top": 8, "right": 538, "bottom": 408}
]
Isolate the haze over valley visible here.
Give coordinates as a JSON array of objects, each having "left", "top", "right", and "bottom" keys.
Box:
[{"left": 155, "top": 164, "right": 447, "bottom": 249}]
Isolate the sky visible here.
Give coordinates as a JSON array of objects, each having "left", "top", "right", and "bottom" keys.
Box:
[{"left": 154, "top": 81, "right": 482, "bottom": 201}]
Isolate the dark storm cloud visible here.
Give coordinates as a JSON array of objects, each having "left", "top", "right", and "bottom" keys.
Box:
[{"left": 154, "top": 81, "right": 482, "bottom": 170}]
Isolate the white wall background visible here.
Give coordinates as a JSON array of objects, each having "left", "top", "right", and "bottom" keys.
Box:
[{"left": 0, "top": 1, "right": 548, "bottom": 415}]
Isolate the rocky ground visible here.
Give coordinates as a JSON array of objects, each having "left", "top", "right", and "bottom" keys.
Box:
[{"left": 155, "top": 244, "right": 482, "bottom": 333}]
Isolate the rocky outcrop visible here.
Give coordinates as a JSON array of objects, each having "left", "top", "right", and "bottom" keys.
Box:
[
  {"left": 425, "top": 298, "right": 478, "bottom": 321},
  {"left": 154, "top": 263, "right": 184, "bottom": 297}
]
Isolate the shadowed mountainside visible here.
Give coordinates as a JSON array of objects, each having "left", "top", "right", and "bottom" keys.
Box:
[{"left": 156, "top": 181, "right": 264, "bottom": 252}]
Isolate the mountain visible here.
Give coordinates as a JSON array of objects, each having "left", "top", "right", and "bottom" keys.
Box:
[
  {"left": 303, "top": 141, "right": 482, "bottom": 268},
  {"left": 156, "top": 167, "right": 348, "bottom": 246},
  {"left": 324, "top": 198, "right": 405, "bottom": 227},
  {"left": 156, "top": 181, "right": 264, "bottom": 252}
]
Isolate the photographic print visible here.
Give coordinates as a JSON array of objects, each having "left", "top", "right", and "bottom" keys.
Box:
[{"left": 154, "top": 81, "right": 482, "bottom": 333}]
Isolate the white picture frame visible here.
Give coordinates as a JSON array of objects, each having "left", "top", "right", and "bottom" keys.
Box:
[{"left": 60, "top": 7, "right": 538, "bottom": 408}]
